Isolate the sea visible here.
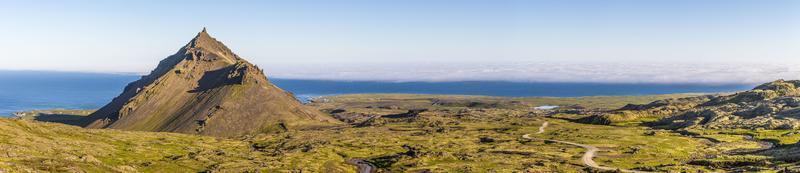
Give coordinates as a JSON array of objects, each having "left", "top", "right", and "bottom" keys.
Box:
[{"left": 0, "top": 70, "right": 754, "bottom": 116}]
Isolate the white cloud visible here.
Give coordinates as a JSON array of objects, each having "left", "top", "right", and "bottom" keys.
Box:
[{"left": 260, "top": 62, "right": 800, "bottom": 84}]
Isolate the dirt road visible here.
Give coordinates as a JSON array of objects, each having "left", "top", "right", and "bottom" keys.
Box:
[
  {"left": 523, "top": 121, "right": 653, "bottom": 173},
  {"left": 537, "top": 121, "right": 548, "bottom": 134},
  {"left": 347, "top": 158, "right": 376, "bottom": 173}
]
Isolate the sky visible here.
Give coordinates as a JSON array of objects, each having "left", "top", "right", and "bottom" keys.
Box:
[{"left": 0, "top": 0, "right": 798, "bottom": 83}]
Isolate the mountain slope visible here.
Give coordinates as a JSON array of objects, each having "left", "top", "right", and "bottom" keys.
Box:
[
  {"left": 654, "top": 80, "right": 800, "bottom": 130},
  {"left": 81, "top": 29, "right": 339, "bottom": 137},
  {"left": 579, "top": 80, "right": 800, "bottom": 130}
]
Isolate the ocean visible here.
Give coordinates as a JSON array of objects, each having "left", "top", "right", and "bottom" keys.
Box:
[{"left": 0, "top": 71, "right": 754, "bottom": 116}]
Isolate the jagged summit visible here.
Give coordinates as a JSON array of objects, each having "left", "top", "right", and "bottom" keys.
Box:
[
  {"left": 185, "top": 28, "right": 240, "bottom": 63},
  {"left": 189, "top": 28, "right": 218, "bottom": 47},
  {"left": 81, "top": 29, "right": 340, "bottom": 137}
]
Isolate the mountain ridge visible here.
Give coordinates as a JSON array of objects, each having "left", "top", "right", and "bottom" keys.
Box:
[{"left": 578, "top": 79, "right": 800, "bottom": 130}]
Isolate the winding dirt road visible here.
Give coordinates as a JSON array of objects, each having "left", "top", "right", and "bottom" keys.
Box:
[
  {"left": 523, "top": 121, "right": 653, "bottom": 173},
  {"left": 537, "top": 121, "right": 548, "bottom": 134},
  {"left": 347, "top": 158, "right": 376, "bottom": 173}
]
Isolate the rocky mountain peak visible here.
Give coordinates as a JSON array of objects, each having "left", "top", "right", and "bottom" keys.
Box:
[
  {"left": 185, "top": 28, "right": 239, "bottom": 63},
  {"left": 81, "top": 30, "right": 340, "bottom": 137}
]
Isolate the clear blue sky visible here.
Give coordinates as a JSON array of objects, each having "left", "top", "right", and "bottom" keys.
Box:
[{"left": 0, "top": 0, "right": 797, "bottom": 75}]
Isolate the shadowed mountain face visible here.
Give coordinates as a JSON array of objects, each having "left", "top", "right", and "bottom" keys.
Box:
[{"left": 81, "top": 28, "right": 340, "bottom": 137}]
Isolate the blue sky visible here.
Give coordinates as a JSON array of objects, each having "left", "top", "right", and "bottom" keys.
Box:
[{"left": 0, "top": 0, "right": 798, "bottom": 83}]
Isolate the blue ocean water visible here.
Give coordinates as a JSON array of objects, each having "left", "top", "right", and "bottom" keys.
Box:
[
  {"left": 0, "top": 70, "right": 754, "bottom": 116},
  {"left": 0, "top": 71, "right": 139, "bottom": 117}
]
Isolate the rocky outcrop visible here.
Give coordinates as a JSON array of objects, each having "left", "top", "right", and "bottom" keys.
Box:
[
  {"left": 653, "top": 80, "right": 800, "bottom": 130},
  {"left": 580, "top": 80, "right": 800, "bottom": 130},
  {"left": 81, "top": 28, "right": 340, "bottom": 137},
  {"left": 578, "top": 96, "right": 712, "bottom": 125}
]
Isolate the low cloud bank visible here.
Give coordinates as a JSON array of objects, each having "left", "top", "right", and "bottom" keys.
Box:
[{"left": 262, "top": 62, "right": 800, "bottom": 84}]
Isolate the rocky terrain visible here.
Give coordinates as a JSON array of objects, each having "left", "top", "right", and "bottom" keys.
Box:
[
  {"left": 578, "top": 80, "right": 800, "bottom": 131},
  {"left": 655, "top": 80, "right": 800, "bottom": 130},
  {"left": 81, "top": 29, "right": 339, "bottom": 137}
]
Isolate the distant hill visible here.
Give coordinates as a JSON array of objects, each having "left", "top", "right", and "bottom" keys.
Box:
[
  {"left": 580, "top": 80, "right": 800, "bottom": 130},
  {"left": 81, "top": 28, "right": 340, "bottom": 137}
]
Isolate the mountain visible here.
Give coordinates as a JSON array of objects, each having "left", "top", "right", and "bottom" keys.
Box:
[
  {"left": 579, "top": 80, "right": 800, "bottom": 130},
  {"left": 81, "top": 28, "right": 340, "bottom": 137}
]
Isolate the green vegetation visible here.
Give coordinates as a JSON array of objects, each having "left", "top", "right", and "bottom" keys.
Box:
[
  {"left": 691, "top": 129, "right": 800, "bottom": 145},
  {"left": 0, "top": 118, "right": 255, "bottom": 172},
  {"left": 2, "top": 93, "right": 799, "bottom": 172},
  {"left": 532, "top": 119, "right": 708, "bottom": 170},
  {"left": 314, "top": 93, "right": 704, "bottom": 110}
]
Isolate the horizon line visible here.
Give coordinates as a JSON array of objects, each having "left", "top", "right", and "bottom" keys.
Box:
[{"left": 0, "top": 69, "right": 768, "bottom": 86}]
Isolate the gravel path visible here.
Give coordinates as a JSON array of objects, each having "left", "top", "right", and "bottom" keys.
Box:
[
  {"left": 347, "top": 158, "right": 376, "bottom": 173},
  {"left": 523, "top": 121, "right": 654, "bottom": 173}
]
